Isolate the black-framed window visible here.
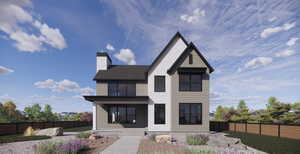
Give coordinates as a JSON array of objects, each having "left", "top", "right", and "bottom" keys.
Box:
[
  {"left": 154, "top": 104, "right": 165, "bottom": 124},
  {"left": 154, "top": 76, "right": 165, "bottom": 92},
  {"left": 179, "top": 103, "right": 202, "bottom": 124},
  {"left": 179, "top": 73, "right": 202, "bottom": 91},
  {"left": 108, "top": 104, "right": 136, "bottom": 124},
  {"left": 108, "top": 81, "right": 136, "bottom": 96},
  {"left": 189, "top": 54, "right": 193, "bottom": 64}
]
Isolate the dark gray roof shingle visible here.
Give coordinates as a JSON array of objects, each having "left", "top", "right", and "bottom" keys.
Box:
[{"left": 94, "top": 65, "right": 149, "bottom": 81}]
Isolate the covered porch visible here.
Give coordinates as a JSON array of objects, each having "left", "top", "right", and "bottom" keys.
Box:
[{"left": 84, "top": 96, "right": 149, "bottom": 130}]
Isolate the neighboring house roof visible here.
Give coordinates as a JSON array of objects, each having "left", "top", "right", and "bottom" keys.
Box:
[
  {"left": 94, "top": 65, "right": 149, "bottom": 81},
  {"left": 167, "top": 42, "right": 214, "bottom": 74},
  {"left": 147, "top": 32, "right": 189, "bottom": 72}
]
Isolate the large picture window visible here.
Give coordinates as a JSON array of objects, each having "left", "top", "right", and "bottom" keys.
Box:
[
  {"left": 154, "top": 104, "right": 165, "bottom": 124},
  {"left": 154, "top": 76, "right": 165, "bottom": 92},
  {"left": 179, "top": 73, "right": 202, "bottom": 91},
  {"left": 108, "top": 81, "right": 136, "bottom": 96},
  {"left": 179, "top": 103, "right": 202, "bottom": 124},
  {"left": 108, "top": 105, "right": 136, "bottom": 124}
]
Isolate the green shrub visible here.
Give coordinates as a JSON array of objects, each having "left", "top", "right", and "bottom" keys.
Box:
[
  {"left": 76, "top": 132, "right": 91, "bottom": 139},
  {"left": 36, "top": 141, "right": 62, "bottom": 154},
  {"left": 149, "top": 134, "right": 156, "bottom": 141},
  {"left": 186, "top": 134, "right": 209, "bottom": 145},
  {"left": 36, "top": 140, "right": 87, "bottom": 154},
  {"left": 187, "top": 149, "right": 218, "bottom": 154}
]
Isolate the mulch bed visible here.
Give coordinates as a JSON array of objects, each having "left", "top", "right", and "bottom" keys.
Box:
[
  {"left": 79, "top": 136, "right": 119, "bottom": 154},
  {"left": 137, "top": 138, "right": 187, "bottom": 154}
]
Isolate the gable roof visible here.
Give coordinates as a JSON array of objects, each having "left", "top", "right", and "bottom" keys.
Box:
[
  {"left": 94, "top": 65, "right": 149, "bottom": 81},
  {"left": 167, "top": 42, "right": 214, "bottom": 74},
  {"left": 148, "top": 32, "right": 189, "bottom": 72}
]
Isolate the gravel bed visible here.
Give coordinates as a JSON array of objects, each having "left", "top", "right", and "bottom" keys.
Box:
[{"left": 0, "top": 132, "right": 78, "bottom": 154}]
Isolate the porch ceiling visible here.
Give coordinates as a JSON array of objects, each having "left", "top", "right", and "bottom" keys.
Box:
[{"left": 83, "top": 96, "right": 149, "bottom": 103}]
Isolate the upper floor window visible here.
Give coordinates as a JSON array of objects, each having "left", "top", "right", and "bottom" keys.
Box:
[
  {"left": 179, "top": 103, "right": 202, "bottom": 125},
  {"left": 179, "top": 73, "right": 202, "bottom": 91},
  {"left": 154, "top": 104, "right": 165, "bottom": 124},
  {"left": 154, "top": 76, "right": 165, "bottom": 92},
  {"left": 108, "top": 81, "right": 136, "bottom": 96},
  {"left": 189, "top": 54, "right": 193, "bottom": 64}
]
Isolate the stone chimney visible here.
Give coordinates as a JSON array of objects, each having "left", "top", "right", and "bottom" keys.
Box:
[{"left": 96, "top": 52, "right": 111, "bottom": 72}]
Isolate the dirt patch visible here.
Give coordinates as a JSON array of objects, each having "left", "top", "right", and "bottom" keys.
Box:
[
  {"left": 79, "top": 136, "right": 119, "bottom": 154},
  {"left": 137, "top": 138, "right": 186, "bottom": 154}
]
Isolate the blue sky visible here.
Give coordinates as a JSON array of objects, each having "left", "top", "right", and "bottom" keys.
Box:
[{"left": 0, "top": 0, "right": 299, "bottom": 113}]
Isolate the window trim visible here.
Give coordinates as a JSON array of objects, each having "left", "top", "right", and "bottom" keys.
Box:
[
  {"left": 179, "top": 103, "right": 202, "bottom": 125},
  {"left": 179, "top": 73, "right": 202, "bottom": 92},
  {"left": 107, "top": 104, "right": 137, "bottom": 124},
  {"left": 154, "top": 75, "right": 166, "bottom": 92},
  {"left": 154, "top": 104, "right": 166, "bottom": 124}
]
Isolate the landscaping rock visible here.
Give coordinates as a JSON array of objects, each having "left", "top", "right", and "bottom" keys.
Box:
[
  {"left": 155, "top": 135, "right": 171, "bottom": 143},
  {"left": 35, "top": 127, "right": 63, "bottom": 137},
  {"left": 88, "top": 134, "right": 103, "bottom": 140}
]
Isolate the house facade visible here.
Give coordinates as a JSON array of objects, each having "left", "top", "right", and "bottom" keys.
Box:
[{"left": 84, "top": 32, "right": 214, "bottom": 132}]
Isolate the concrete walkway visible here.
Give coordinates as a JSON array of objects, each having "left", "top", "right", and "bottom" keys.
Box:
[{"left": 101, "top": 136, "right": 142, "bottom": 154}]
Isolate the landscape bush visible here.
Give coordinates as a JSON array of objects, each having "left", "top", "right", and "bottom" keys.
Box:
[
  {"left": 186, "top": 134, "right": 209, "bottom": 145},
  {"left": 187, "top": 149, "right": 218, "bottom": 154},
  {"left": 76, "top": 132, "right": 91, "bottom": 139},
  {"left": 24, "top": 126, "right": 35, "bottom": 136},
  {"left": 36, "top": 139, "right": 88, "bottom": 154}
]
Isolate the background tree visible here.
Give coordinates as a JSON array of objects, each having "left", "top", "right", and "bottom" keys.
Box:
[
  {"left": 235, "top": 100, "right": 250, "bottom": 122},
  {"left": 42, "top": 104, "right": 58, "bottom": 121},
  {"left": 24, "top": 104, "right": 43, "bottom": 122},
  {"left": 0, "top": 103, "right": 9, "bottom": 122},
  {"left": 80, "top": 112, "right": 92, "bottom": 122},
  {"left": 214, "top": 106, "right": 230, "bottom": 121},
  {"left": 3, "top": 101, "right": 17, "bottom": 118}
]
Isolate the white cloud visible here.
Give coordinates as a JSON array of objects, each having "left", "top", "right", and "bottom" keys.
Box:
[
  {"left": 0, "top": 66, "right": 14, "bottom": 75},
  {"left": 9, "top": 30, "right": 44, "bottom": 52},
  {"left": 286, "top": 37, "right": 299, "bottom": 46},
  {"left": 245, "top": 57, "right": 273, "bottom": 69},
  {"left": 34, "top": 79, "right": 94, "bottom": 94},
  {"left": 33, "top": 21, "right": 67, "bottom": 50},
  {"left": 0, "top": 0, "right": 66, "bottom": 52},
  {"left": 275, "top": 49, "right": 295, "bottom": 57},
  {"left": 260, "top": 22, "right": 296, "bottom": 38},
  {"left": 180, "top": 8, "right": 205, "bottom": 23},
  {"left": 106, "top": 43, "right": 115, "bottom": 51},
  {"left": 268, "top": 17, "right": 277, "bottom": 22},
  {"left": 114, "top": 48, "right": 136, "bottom": 65}
]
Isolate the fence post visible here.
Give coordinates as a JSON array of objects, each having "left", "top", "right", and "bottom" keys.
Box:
[
  {"left": 15, "top": 123, "right": 18, "bottom": 134},
  {"left": 259, "top": 122, "right": 262, "bottom": 135},
  {"left": 245, "top": 122, "right": 247, "bottom": 133},
  {"left": 234, "top": 122, "right": 236, "bottom": 132},
  {"left": 278, "top": 124, "right": 281, "bottom": 138}
]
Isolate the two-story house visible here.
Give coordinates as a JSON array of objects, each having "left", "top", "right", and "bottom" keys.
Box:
[{"left": 84, "top": 32, "right": 214, "bottom": 132}]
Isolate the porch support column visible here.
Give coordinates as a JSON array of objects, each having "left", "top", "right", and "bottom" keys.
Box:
[{"left": 92, "top": 102, "right": 97, "bottom": 130}]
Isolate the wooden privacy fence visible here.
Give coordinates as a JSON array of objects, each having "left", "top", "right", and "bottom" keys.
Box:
[
  {"left": 229, "top": 122, "right": 300, "bottom": 140},
  {"left": 0, "top": 121, "right": 92, "bottom": 136}
]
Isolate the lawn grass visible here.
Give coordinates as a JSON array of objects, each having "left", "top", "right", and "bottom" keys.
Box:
[
  {"left": 0, "top": 135, "right": 51, "bottom": 144},
  {"left": 64, "top": 126, "right": 92, "bottom": 132},
  {"left": 225, "top": 131, "right": 300, "bottom": 154}
]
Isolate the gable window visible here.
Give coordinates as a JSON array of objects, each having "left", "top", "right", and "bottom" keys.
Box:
[
  {"left": 179, "top": 73, "right": 202, "bottom": 91},
  {"left": 179, "top": 103, "right": 202, "bottom": 124},
  {"left": 108, "top": 81, "right": 136, "bottom": 96},
  {"left": 154, "top": 104, "right": 165, "bottom": 124},
  {"left": 108, "top": 104, "right": 136, "bottom": 124},
  {"left": 189, "top": 54, "right": 193, "bottom": 64},
  {"left": 154, "top": 76, "right": 165, "bottom": 92}
]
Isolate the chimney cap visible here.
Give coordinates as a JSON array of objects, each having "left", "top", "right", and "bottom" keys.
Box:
[{"left": 96, "top": 52, "right": 112, "bottom": 63}]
